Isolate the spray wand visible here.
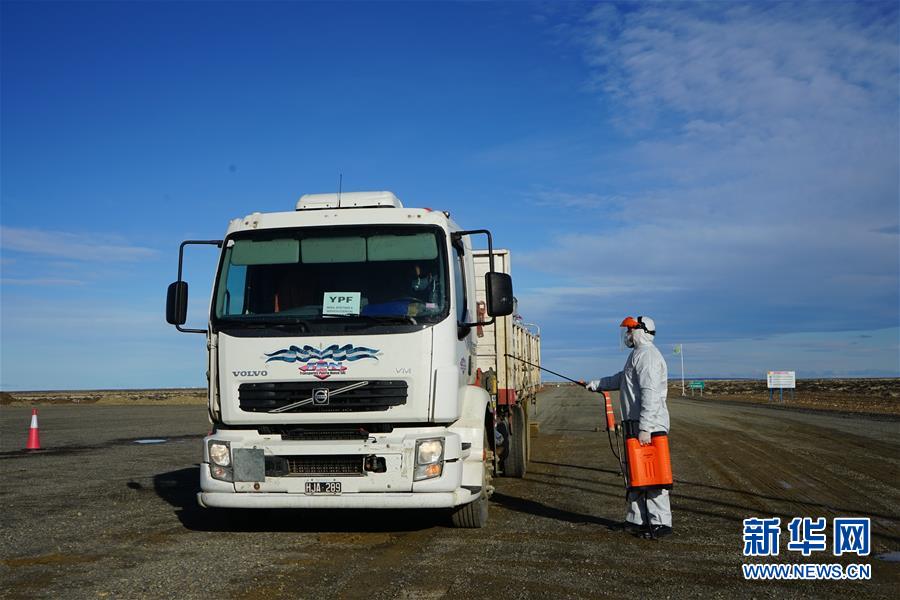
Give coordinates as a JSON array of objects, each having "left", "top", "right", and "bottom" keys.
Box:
[
  {"left": 502, "top": 354, "right": 586, "bottom": 387},
  {"left": 503, "top": 353, "right": 627, "bottom": 486}
]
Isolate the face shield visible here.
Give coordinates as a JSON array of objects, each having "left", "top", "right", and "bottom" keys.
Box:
[
  {"left": 620, "top": 327, "right": 635, "bottom": 349},
  {"left": 619, "top": 316, "right": 640, "bottom": 350}
]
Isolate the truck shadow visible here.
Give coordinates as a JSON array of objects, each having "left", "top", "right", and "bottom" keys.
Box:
[
  {"left": 524, "top": 463, "right": 900, "bottom": 546},
  {"left": 531, "top": 459, "right": 621, "bottom": 477},
  {"left": 531, "top": 460, "right": 900, "bottom": 523},
  {"left": 153, "top": 467, "right": 446, "bottom": 533},
  {"left": 490, "top": 492, "right": 618, "bottom": 528}
]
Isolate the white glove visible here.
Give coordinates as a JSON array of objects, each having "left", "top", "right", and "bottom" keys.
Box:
[
  {"left": 585, "top": 380, "right": 601, "bottom": 392},
  {"left": 638, "top": 430, "right": 652, "bottom": 446}
]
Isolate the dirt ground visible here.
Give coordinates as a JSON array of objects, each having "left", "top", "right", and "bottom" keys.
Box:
[{"left": 1, "top": 385, "right": 897, "bottom": 599}]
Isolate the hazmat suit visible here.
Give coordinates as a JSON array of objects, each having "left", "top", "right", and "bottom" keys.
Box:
[{"left": 586, "top": 316, "right": 672, "bottom": 535}]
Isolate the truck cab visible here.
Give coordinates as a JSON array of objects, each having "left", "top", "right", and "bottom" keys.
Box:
[{"left": 166, "top": 192, "right": 514, "bottom": 527}]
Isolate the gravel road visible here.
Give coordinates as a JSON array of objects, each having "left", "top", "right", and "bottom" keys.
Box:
[{"left": 1, "top": 387, "right": 897, "bottom": 599}]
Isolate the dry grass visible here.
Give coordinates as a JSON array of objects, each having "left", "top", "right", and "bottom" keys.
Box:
[
  {"left": 670, "top": 378, "right": 899, "bottom": 416},
  {"left": 0, "top": 388, "right": 206, "bottom": 406}
]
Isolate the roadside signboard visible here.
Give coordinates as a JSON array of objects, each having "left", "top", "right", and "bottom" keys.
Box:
[
  {"left": 767, "top": 371, "right": 796, "bottom": 389},
  {"left": 688, "top": 380, "right": 704, "bottom": 396},
  {"left": 767, "top": 370, "right": 796, "bottom": 403}
]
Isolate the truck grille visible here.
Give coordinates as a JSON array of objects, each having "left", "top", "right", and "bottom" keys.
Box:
[
  {"left": 239, "top": 380, "right": 408, "bottom": 413},
  {"left": 265, "top": 455, "right": 365, "bottom": 477},
  {"left": 255, "top": 424, "right": 394, "bottom": 440}
]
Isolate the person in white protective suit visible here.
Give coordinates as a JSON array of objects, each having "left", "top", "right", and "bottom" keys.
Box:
[{"left": 584, "top": 315, "right": 672, "bottom": 538}]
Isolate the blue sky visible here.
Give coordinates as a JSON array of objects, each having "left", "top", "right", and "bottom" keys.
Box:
[{"left": 1, "top": 1, "right": 898, "bottom": 390}]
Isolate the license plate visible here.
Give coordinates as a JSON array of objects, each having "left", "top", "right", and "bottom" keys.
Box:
[{"left": 305, "top": 481, "right": 342, "bottom": 495}]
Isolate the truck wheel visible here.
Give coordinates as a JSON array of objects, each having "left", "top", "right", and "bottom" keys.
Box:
[
  {"left": 451, "top": 428, "right": 491, "bottom": 528},
  {"left": 504, "top": 404, "right": 527, "bottom": 478}
]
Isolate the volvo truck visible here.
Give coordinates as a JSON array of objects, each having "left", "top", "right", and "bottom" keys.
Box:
[{"left": 166, "top": 191, "right": 520, "bottom": 527}]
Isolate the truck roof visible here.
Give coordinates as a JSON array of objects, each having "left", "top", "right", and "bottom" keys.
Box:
[
  {"left": 227, "top": 192, "right": 459, "bottom": 235},
  {"left": 296, "top": 191, "right": 403, "bottom": 210}
]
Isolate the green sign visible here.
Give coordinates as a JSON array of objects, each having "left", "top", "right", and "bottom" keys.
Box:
[{"left": 689, "top": 380, "right": 705, "bottom": 389}]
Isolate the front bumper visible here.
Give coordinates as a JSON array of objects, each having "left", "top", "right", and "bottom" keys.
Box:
[
  {"left": 198, "top": 487, "right": 476, "bottom": 509},
  {"left": 199, "top": 427, "right": 479, "bottom": 508}
]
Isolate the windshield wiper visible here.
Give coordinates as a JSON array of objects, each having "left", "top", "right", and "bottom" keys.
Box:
[
  {"left": 217, "top": 317, "right": 312, "bottom": 332},
  {"left": 344, "top": 314, "right": 418, "bottom": 327}
]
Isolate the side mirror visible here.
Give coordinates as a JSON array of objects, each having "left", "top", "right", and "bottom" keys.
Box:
[
  {"left": 485, "top": 272, "right": 514, "bottom": 317},
  {"left": 166, "top": 281, "right": 188, "bottom": 325}
]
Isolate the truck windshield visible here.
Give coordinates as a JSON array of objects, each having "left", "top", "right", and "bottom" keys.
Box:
[{"left": 212, "top": 225, "right": 449, "bottom": 331}]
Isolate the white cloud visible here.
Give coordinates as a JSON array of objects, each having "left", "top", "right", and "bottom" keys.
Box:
[
  {"left": 511, "top": 3, "right": 900, "bottom": 377},
  {"left": 583, "top": 4, "right": 897, "bottom": 124},
  {"left": 0, "top": 226, "right": 158, "bottom": 262},
  {"left": 526, "top": 3, "right": 899, "bottom": 338}
]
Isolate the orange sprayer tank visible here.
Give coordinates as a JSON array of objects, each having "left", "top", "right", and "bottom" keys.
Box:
[{"left": 624, "top": 432, "right": 673, "bottom": 490}]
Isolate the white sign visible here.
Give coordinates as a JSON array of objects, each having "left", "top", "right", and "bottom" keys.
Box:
[
  {"left": 322, "top": 292, "right": 361, "bottom": 316},
  {"left": 767, "top": 370, "right": 796, "bottom": 389}
]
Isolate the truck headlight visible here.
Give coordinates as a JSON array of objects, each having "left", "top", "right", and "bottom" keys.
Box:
[
  {"left": 414, "top": 438, "right": 444, "bottom": 481},
  {"left": 416, "top": 439, "right": 444, "bottom": 465},
  {"left": 208, "top": 440, "right": 231, "bottom": 466}
]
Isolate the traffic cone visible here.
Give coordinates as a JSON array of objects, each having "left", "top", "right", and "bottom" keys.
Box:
[{"left": 26, "top": 408, "right": 41, "bottom": 450}]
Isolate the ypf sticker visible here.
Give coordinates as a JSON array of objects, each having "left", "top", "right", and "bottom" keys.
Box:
[{"left": 322, "top": 292, "right": 361, "bottom": 316}]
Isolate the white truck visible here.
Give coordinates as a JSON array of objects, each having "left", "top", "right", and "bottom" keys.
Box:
[{"left": 166, "top": 191, "right": 534, "bottom": 527}]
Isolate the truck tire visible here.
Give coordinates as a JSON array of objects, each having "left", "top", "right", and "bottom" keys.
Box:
[
  {"left": 451, "top": 428, "right": 491, "bottom": 528},
  {"left": 504, "top": 404, "right": 527, "bottom": 478}
]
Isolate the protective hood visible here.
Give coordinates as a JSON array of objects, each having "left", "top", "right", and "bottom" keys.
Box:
[{"left": 631, "top": 328, "right": 654, "bottom": 348}]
